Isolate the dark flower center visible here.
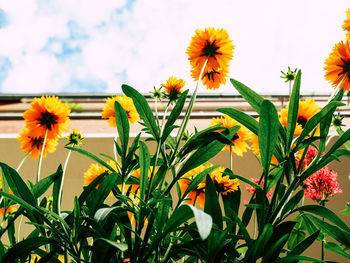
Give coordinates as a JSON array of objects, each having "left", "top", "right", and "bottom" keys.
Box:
[
  {"left": 30, "top": 137, "right": 44, "bottom": 150},
  {"left": 201, "top": 40, "right": 222, "bottom": 58},
  {"left": 297, "top": 116, "right": 308, "bottom": 128},
  {"left": 203, "top": 69, "right": 220, "bottom": 81},
  {"left": 338, "top": 58, "right": 350, "bottom": 78},
  {"left": 37, "top": 111, "right": 58, "bottom": 130}
]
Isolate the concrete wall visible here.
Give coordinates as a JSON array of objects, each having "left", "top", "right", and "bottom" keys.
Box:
[{"left": 0, "top": 136, "right": 349, "bottom": 261}]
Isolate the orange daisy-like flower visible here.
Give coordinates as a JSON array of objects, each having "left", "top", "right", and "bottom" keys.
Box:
[
  {"left": 186, "top": 28, "right": 234, "bottom": 90},
  {"left": 210, "top": 167, "right": 239, "bottom": 195},
  {"left": 101, "top": 95, "right": 140, "bottom": 127},
  {"left": 324, "top": 41, "right": 350, "bottom": 93},
  {"left": 83, "top": 160, "right": 118, "bottom": 186},
  {"left": 343, "top": 9, "right": 350, "bottom": 41},
  {"left": 66, "top": 129, "right": 84, "bottom": 147},
  {"left": 178, "top": 164, "right": 212, "bottom": 208},
  {"left": 210, "top": 115, "right": 250, "bottom": 156},
  {"left": 23, "top": 96, "right": 71, "bottom": 140},
  {"left": 191, "top": 66, "right": 229, "bottom": 91},
  {"left": 17, "top": 127, "right": 59, "bottom": 159},
  {"left": 161, "top": 76, "right": 185, "bottom": 100},
  {"left": 279, "top": 98, "right": 321, "bottom": 136}
]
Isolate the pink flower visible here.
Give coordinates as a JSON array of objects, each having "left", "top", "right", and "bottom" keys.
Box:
[
  {"left": 304, "top": 167, "right": 342, "bottom": 203},
  {"left": 246, "top": 178, "right": 273, "bottom": 199},
  {"left": 298, "top": 145, "right": 319, "bottom": 171}
]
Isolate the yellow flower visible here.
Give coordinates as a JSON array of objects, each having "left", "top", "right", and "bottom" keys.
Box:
[
  {"left": 161, "top": 76, "right": 185, "bottom": 100},
  {"left": 324, "top": 41, "right": 350, "bottom": 93},
  {"left": 186, "top": 28, "right": 234, "bottom": 90},
  {"left": 83, "top": 160, "right": 118, "bottom": 186},
  {"left": 248, "top": 132, "right": 279, "bottom": 165},
  {"left": 179, "top": 164, "right": 212, "bottom": 208},
  {"left": 23, "top": 96, "right": 71, "bottom": 139},
  {"left": 17, "top": 127, "right": 59, "bottom": 159},
  {"left": 279, "top": 98, "right": 321, "bottom": 136},
  {"left": 101, "top": 95, "right": 140, "bottom": 127},
  {"left": 210, "top": 115, "right": 250, "bottom": 156},
  {"left": 343, "top": 9, "right": 350, "bottom": 41},
  {"left": 66, "top": 129, "right": 84, "bottom": 147},
  {"left": 210, "top": 167, "right": 239, "bottom": 195}
]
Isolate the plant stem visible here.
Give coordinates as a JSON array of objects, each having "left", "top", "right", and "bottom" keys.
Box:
[
  {"left": 16, "top": 215, "right": 23, "bottom": 242},
  {"left": 58, "top": 149, "right": 72, "bottom": 215},
  {"left": 36, "top": 128, "right": 48, "bottom": 184},
  {"left": 16, "top": 153, "right": 29, "bottom": 172},
  {"left": 114, "top": 130, "right": 118, "bottom": 163}
]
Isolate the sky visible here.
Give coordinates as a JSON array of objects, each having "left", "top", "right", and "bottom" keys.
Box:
[{"left": 0, "top": 0, "right": 349, "bottom": 95}]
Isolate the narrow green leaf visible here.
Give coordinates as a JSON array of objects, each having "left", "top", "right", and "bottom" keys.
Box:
[
  {"left": 325, "top": 241, "right": 350, "bottom": 259},
  {"left": 33, "top": 165, "right": 62, "bottom": 199},
  {"left": 289, "top": 230, "right": 320, "bottom": 256},
  {"left": 65, "top": 147, "right": 117, "bottom": 173},
  {"left": 281, "top": 190, "right": 304, "bottom": 219},
  {"left": 250, "top": 224, "right": 273, "bottom": 260},
  {"left": 204, "top": 175, "right": 223, "bottom": 229},
  {"left": 51, "top": 165, "right": 63, "bottom": 213},
  {"left": 230, "top": 78, "right": 264, "bottom": 114},
  {"left": 217, "top": 108, "right": 259, "bottom": 135},
  {"left": 1, "top": 237, "right": 58, "bottom": 262},
  {"left": 286, "top": 70, "right": 301, "bottom": 149},
  {"left": 114, "top": 100, "right": 130, "bottom": 162},
  {"left": 0, "top": 162, "right": 36, "bottom": 207},
  {"left": 259, "top": 100, "right": 279, "bottom": 174},
  {"left": 336, "top": 127, "right": 350, "bottom": 150},
  {"left": 94, "top": 207, "right": 120, "bottom": 225},
  {"left": 122, "top": 84, "right": 159, "bottom": 140},
  {"left": 139, "top": 141, "right": 150, "bottom": 201},
  {"left": 94, "top": 238, "right": 128, "bottom": 251},
  {"left": 340, "top": 203, "right": 350, "bottom": 216},
  {"left": 165, "top": 90, "right": 189, "bottom": 130}
]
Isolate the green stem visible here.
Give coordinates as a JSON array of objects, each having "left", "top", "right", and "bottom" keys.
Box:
[
  {"left": 58, "top": 149, "right": 72, "bottom": 215},
  {"left": 16, "top": 153, "right": 29, "bottom": 172},
  {"left": 16, "top": 215, "right": 23, "bottom": 242},
  {"left": 36, "top": 128, "right": 48, "bottom": 184},
  {"left": 114, "top": 130, "right": 118, "bottom": 163}
]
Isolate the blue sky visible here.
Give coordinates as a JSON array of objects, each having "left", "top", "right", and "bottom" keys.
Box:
[{"left": 0, "top": 1, "right": 349, "bottom": 95}]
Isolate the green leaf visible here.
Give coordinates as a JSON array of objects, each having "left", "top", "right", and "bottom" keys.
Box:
[
  {"left": 204, "top": 175, "right": 223, "bottom": 230},
  {"left": 0, "top": 162, "right": 37, "bottom": 207},
  {"left": 165, "top": 90, "right": 189, "bottom": 131},
  {"left": 304, "top": 214, "right": 350, "bottom": 247},
  {"left": 259, "top": 100, "right": 279, "bottom": 174},
  {"left": 275, "top": 255, "right": 324, "bottom": 263},
  {"left": 94, "top": 238, "right": 128, "bottom": 251},
  {"left": 230, "top": 78, "right": 264, "bottom": 114},
  {"left": 94, "top": 207, "right": 120, "bottom": 225},
  {"left": 33, "top": 165, "right": 62, "bottom": 199},
  {"left": 321, "top": 128, "right": 350, "bottom": 163},
  {"left": 340, "top": 203, "right": 350, "bottom": 216},
  {"left": 250, "top": 224, "right": 273, "bottom": 260},
  {"left": 224, "top": 170, "right": 263, "bottom": 191},
  {"left": 1, "top": 237, "right": 58, "bottom": 262},
  {"left": 336, "top": 127, "right": 350, "bottom": 150},
  {"left": 280, "top": 190, "right": 304, "bottom": 219},
  {"left": 122, "top": 84, "right": 159, "bottom": 140},
  {"left": 187, "top": 204, "right": 213, "bottom": 240},
  {"left": 286, "top": 70, "right": 301, "bottom": 150},
  {"left": 114, "top": 100, "right": 130, "bottom": 163},
  {"left": 52, "top": 165, "right": 63, "bottom": 214},
  {"left": 293, "top": 205, "right": 350, "bottom": 233},
  {"left": 65, "top": 147, "right": 117, "bottom": 173},
  {"left": 177, "top": 140, "right": 225, "bottom": 179},
  {"left": 139, "top": 141, "right": 150, "bottom": 202},
  {"left": 217, "top": 108, "right": 259, "bottom": 135},
  {"left": 325, "top": 241, "right": 350, "bottom": 259},
  {"left": 289, "top": 230, "right": 320, "bottom": 256}
]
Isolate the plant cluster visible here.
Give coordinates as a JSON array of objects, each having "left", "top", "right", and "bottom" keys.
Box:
[{"left": 1, "top": 10, "right": 350, "bottom": 263}]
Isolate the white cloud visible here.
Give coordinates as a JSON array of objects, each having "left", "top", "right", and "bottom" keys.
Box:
[{"left": 0, "top": 0, "right": 349, "bottom": 94}]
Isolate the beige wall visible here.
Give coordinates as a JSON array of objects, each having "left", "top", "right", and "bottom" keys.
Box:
[{"left": 0, "top": 136, "right": 349, "bottom": 261}]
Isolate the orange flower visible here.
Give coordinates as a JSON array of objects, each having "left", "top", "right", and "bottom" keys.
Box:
[
  {"left": 210, "top": 167, "right": 239, "bottom": 195},
  {"left": 101, "top": 95, "right": 140, "bottom": 127},
  {"left": 279, "top": 98, "right": 321, "bottom": 136},
  {"left": 324, "top": 41, "right": 350, "bottom": 93},
  {"left": 83, "top": 160, "right": 118, "bottom": 186},
  {"left": 210, "top": 115, "right": 250, "bottom": 156},
  {"left": 161, "top": 76, "right": 185, "bottom": 100},
  {"left": 17, "top": 127, "right": 59, "bottom": 159},
  {"left": 343, "top": 9, "right": 350, "bottom": 41},
  {"left": 23, "top": 96, "right": 71, "bottom": 139},
  {"left": 0, "top": 177, "right": 17, "bottom": 217},
  {"left": 186, "top": 28, "right": 234, "bottom": 90},
  {"left": 178, "top": 164, "right": 211, "bottom": 208}
]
